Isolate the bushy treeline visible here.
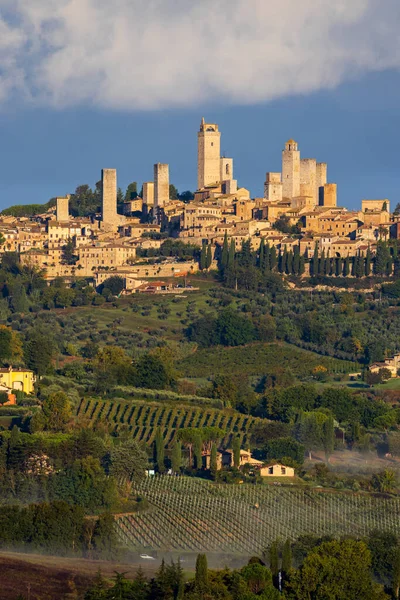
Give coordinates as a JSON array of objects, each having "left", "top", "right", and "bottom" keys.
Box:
[
  {"left": 81, "top": 534, "right": 398, "bottom": 600},
  {"left": 215, "top": 235, "right": 400, "bottom": 292},
  {"left": 137, "top": 239, "right": 201, "bottom": 260}
]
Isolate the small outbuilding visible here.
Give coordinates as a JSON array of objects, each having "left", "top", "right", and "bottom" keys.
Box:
[{"left": 260, "top": 463, "right": 295, "bottom": 478}]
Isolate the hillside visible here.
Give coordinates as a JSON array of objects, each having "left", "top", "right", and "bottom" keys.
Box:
[
  {"left": 76, "top": 397, "right": 262, "bottom": 447},
  {"left": 116, "top": 476, "right": 400, "bottom": 555}
]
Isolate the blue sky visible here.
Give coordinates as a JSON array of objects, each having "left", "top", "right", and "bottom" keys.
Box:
[{"left": 1, "top": 1, "right": 399, "bottom": 210}]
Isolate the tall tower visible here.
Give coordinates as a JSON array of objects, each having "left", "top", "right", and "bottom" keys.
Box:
[
  {"left": 56, "top": 195, "right": 70, "bottom": 222},
  {"left": 316, "top": 163, "right": 327, "bottom": 205},
  {"left": 282, "top": 140, "right": 300, "bottom": 200},
  {"left": 142, "top": 182, "right": 154, "bottom": 207},
  {"left": 101, "top": 168, "right": 118, "bottom": 225},
  {"left": 300, "top": 158, "right": 317, "bottom": 206},
  {"left": 197, "top": 117, "right": 221, "bottom": 190},
  {"left": 154, "top": 163, "right": 169, "bottom": 208}
]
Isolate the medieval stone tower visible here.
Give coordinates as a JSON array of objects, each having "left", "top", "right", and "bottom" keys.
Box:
[
  {"left": 154, "top": 163, "right": 170, "bottom": 208},
  {"left": 101, "top": 168, "right": 118, "bottom": 225},
  {"left": 56, "top": 195, "right": 70, "bottom": 222},
  {"left": 197, "top": 117, "right": 221, "bottom": 190},
  {"left": 282, "top": 140, "right": 300, "bottom": 200}
]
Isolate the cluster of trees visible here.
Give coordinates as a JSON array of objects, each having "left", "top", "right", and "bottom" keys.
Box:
[
  {"left": 187, "top": 309, "right": 275, "bottom": 348},
  {"left": 137, "top": 240, "right": 201, "bottom": 260},
  {"left": 81, "top": 535, "right": 399, "bottom": 600},
  {"left": 0, "top": 414, "right": 149, "bottom": 511},
  {"left": 216, "top": 236, "right": 400, "bottom": 293}
]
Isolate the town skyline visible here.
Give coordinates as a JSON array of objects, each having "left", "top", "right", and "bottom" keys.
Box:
[{"left": 1, "top": 68, "right": 400, "bottom": 211}]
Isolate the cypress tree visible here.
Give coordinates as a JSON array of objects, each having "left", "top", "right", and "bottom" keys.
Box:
[
  {"left": 154, "top": 427, "right": 165, "bottom": 473},
  {"left": 228, "top": 239, "right": 236, "bottom": 269},
  {"left": 195, "top": 554, "right": 209, "bottom": 596},
  {"left": 355, "top": 256, "right": 364, "bottom": 278},
  {"left": 328, "top": 257, "right": 334, "bottom": 276},
  {"left": 374, "top": 241, "right": 390, "bottom": 276},
  {"left": 206, "top": 244, "right": 212, "bottom": 269},
  {"left": 210, "top": 443, "right": 218, "bottom": 479},
  {"left": 293, "top": 246, "right": 300, "bottom": 275},
  {"left": 278, "top": 249, "right": 283, "bottom": 273},
  {"left": 232, "top": 436, "right": 241, "bottom": 468},
  {"left": 323, "top": 416, "right": 335, "bottom": 462},
  {"left": 221, "top": 232, "right": 229, "bottom": 270},
  {"left": 264, "top": 243, "right": 271, "bottom": 272},
  {"left": 365, "top": 247, "right": 371, "bottom": 276},
  {"left": 343, "top": 256, "right": 350, "bottom": 277},
  {"left": 286, "top": 250, "right": 293, "bottom": 275},
  {"left": 194, "top": 432, "right": 202, "bottom": 470},
  {"left": 281, "top": 539, "right": 292, "bottom": 576},
  {"left": 336, "top": 257, "right": 342, "bottom": 277},
  {"left": 269, "top": 540, "right": 279, "bottom": 579},
  {"left": 310, "top": 242, "right": 318, "bottom": 277},
  {"left": 319, "top": 249, "right": 325, "bottom": 276},
  {"left": 270, "top": 246, "right": 277, "bottom": 271},
  {"left": 258, "top": 238, "right": 265, "bottom": 269},
  {"left": 171, "top": 440, "right": 182, "bottom": 474},
  {"left": 200, "top": 244, "right": 207, "bottom": 270},
  {"left": 351, "top": 256, "right": 356, "bottom": 277},
  {"left": 299, "top": 254, "right": 305, "bottom": 276}
]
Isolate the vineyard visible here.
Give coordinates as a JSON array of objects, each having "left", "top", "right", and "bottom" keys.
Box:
[
  {"left": 115, "top": 476, "right": 400, "bottom": 555},
  {"left": 76, "top": 398, "right": 262, "bottom": 447}
]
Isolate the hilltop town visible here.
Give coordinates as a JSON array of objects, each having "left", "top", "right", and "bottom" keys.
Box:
[{"left": 0, "top": 118, "right": 398, "bottom": 289}]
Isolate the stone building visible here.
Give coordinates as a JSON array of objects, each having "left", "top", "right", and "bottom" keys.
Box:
[
  {"left": 154, "top": 163, "right": 169, "bottom": 208},
  {"left": 282, "top": 139, "right": 301, "bottom": 200},
  {"left": 56, "top": 195, "right": 70, "bottom": 222},
  {"left": 197, "top": 118, "right": 221, "bottom": 189},
  {"left": 101, "top": 168, "right": 122, "bottom": 227}
]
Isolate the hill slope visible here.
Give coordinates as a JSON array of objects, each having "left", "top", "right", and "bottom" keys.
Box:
[{"left": 116, "top": 476, "right": 400, "bottom": 555}]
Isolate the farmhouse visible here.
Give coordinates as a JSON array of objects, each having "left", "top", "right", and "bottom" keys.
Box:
[{"left": 260, "top": 463, "right": 295, "bottom": 477}]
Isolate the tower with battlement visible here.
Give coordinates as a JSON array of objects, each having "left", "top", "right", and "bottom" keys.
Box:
[
  {"left": 282, "top": 140, "right": 300, "bottom": 200},
  {"left": 197, "top": 118, "right": 221, "bottom": 190}
]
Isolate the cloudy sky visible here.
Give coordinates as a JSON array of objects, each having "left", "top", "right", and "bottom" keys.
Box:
[{"left": 0, "top": 0, "right": 399, "bottom": 209}]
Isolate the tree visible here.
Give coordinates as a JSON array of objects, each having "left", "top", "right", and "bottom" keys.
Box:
[
  {"left": 365, "top": 247, "right": 372, "bottom": 276},
  {"left": 133, "top": 353, "right": 172, "bottom": 389},
  {"left": 109, "top": 439, "right": 148, "bottom": 483},
  {"left": 294, "top": 411, "right": 328, "bottom": 460},
  {"left": 323, "top": 416, "right": 335, "bottom": 462},
  {"left": 195, "top": 554, "right": 209, "bottom": 596},
  {"left": 287, "top": 539, "right": 387, "bottom": 600},
  {"left": 169, "top": 184, "right": 179, "bottom": 200},
  {"left": 171, "top": 441, "right": 182, "bottom": 474},
  {"left": 42, "top": 391, "right": 72, "bottom": 432},
  {"left": 125, "top": 182, "right": 138, "bottom": 201},
  {"left": 206, "top": 244, "right": 212, "bottom": 269},
  {"left": 371, "top": 469, "right": 397, "bottom": 494},
  {"left": 240, "top": 562, "right": 273, "bottom": 595},
  {"left": 269, "top": 540, "right": 279, "bottom": 579},
  {"left": 200, "top": 243, "right": 207, "bottom": 270},
  {"left": 220, "top": 232, "right": 229, "bottom": 270},
  {"left": 233, "top": 436, "right": 241, "bottom": 469},
  {"left": 282, "top": 539, "right": 292, "bottom": 578},
  {"left": 154, "top": 427, "right": 165, "bottom": 474},
  {"left": 210, "top": 443, "right": 218, "bottom": 478},
  {"left": 101, "top": 276, "right": 124, "bottom": 296},
  {"left": 375, "top": 241, "right": 391, "bottom": 276},
  {"left": 194, "top": 432, "right": 202, "bottom": 470},
  {"left": 24, "top": 328, "right": 55, "bottom": 376},
  {"left": 62, "top": 240, "right": 78, "bottom": 265}
]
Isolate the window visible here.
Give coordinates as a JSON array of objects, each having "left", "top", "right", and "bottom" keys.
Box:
[
  {"left": 281, "top": 467, "right": 286, "bottom": 475},
  {"left": 268, "top": 466, "right": 273, "bottom": 475}
]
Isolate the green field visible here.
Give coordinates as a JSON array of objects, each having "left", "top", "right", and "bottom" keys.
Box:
[
  {"left": 76, "top": 398, "right": 262, "bottom": 447},
  {"left": 177, "top": 342, "right": 358, "bottom": 380},
  {"left": 116, "top": 476, "right": 400, "bottom": 555}
]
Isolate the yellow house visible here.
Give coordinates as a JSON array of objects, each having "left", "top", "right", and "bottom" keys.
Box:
[
  {"left": 0, "top": 367, "right": 36, "bottom": 394},
  {"left": 260, "top": 463, "right": 295, "bottom": 477}
]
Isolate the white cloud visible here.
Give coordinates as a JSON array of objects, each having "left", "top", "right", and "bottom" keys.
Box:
[{"left": 0, "top": 0, "right": 399, "bottom": 110}]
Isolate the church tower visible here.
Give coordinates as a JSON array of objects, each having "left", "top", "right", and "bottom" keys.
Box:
[
  {"left": 197, "top": 117, "right": 221, "bottom": 190},
  {"left": 282, "top": 139, "right": 300, "bottom": 200}
]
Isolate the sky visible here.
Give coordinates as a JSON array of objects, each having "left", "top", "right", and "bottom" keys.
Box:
[{"left": 0, "top": 0, "right": 400, "bottom": 210}]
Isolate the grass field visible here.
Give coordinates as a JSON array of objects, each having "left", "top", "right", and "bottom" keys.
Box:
[{"left": 116, "top": 475, "right": 400, "bottom": 555}]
